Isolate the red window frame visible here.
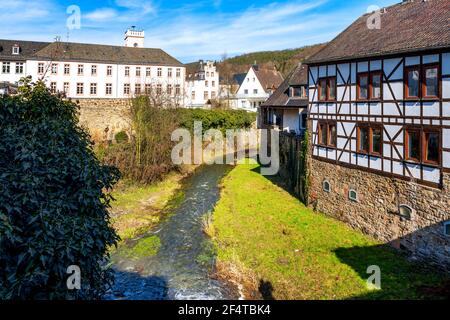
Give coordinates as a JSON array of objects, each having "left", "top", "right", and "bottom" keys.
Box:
[
  {"left": 422, "top": 129, "right": 440, "bottom": 165},
  {"left": 370, "top": 72, "right": 382, "bottom": 100},
  {"left": 422, "top": 64, "right": 439, "bottom": 99},
  {"left": 405, "top": 64, "right": 440, "bottom": 100},
  {"left": 318, "top": 121, "right": 337, "bottom": 148},
  {"left": 356, "top": 124, "right": 382, "bottom": 156},
  {"left": 404, "top": 127, "right": 440, "bottom": 165},
  {"left": 318, "top": 77, "right": 336, "bottom": 102},
  {"left": 357, "top": 72, "right": 382, "bottom": 101},
  {"left": 405, "top": 66, "right": 420, "bottom": 99},
  {"left": 357, "top": 73, "right": 369, "bottom": 101}
]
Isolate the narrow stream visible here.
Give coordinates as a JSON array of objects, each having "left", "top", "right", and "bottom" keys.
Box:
[{"left": 107, "top": 165, "right": 236, "bottom": 300}]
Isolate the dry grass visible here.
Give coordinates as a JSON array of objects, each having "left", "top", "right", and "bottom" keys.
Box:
[
  {"left": 201, "top": 212, "right": 216, "bottom": 238},
  {"left": 214, "top": 259, "right": 260, "bottom": 300}
]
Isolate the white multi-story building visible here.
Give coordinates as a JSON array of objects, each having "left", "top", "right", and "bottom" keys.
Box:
[
  {"left": 185, "top": 60, "right": 219, "bottom": 108},
  {"left": 235, "top": 65, "right": 284, "bottom": 112},
  {"left": 0, "top": 29, "right": 185, "bottom": 102}
]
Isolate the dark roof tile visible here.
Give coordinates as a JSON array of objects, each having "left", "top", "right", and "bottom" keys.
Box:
[
  {"left": 306, "top": 0, "right": 450, "bottom": 64},
  {"left": 21, "top": 41, "right": 182, "bottom": 66},
  {"left": 0, "top": 39, "right": 50, "bottom": 61},
  {"left": 262, "top": 63, "right": 308, "bottom": 108}
]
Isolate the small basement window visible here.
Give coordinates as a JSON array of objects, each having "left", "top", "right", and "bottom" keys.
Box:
[
  {"left": 399, "top": 205, "right": 413, "bottom": 220},
  {"left": 323, "top": 180, "right": 331, "bottom": 193},
  {"left": 444, "top": 221, "right": 450, "bottom": 237},
  {"left": 349, "top": 189, "right": 358, "bottom": 202}
]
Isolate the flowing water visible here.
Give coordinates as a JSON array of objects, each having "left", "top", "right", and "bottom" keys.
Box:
[{"left": 106, "top": 165, "right": 237, "bottom": 300}]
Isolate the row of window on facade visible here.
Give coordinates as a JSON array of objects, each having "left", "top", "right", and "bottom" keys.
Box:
[
  {"left": 1, "top": 62, "right": 24, "bottom": 74},
  {"left": 31, "top": 63, "right": 182, "bottom": 78},
  {"left": 244, "top": 89, "right": 259, "bottom": 95},
  {"left": 317, "top": 121, "right": 440, "bottom": 166},
  {"left": 191, "top": 91, "right": 217, "bottom": 100},
  {"left": 188, "top": 80, "right": 217, "bottom": 88},
  {"left": 50, "top": 82, "right": 182, "bottom": 96},
  {"left": 317, "top": 63, "right": 440, "bottom": 101},
  {"left": 241, "top": 101, "right": 262, "bottom": 109}
]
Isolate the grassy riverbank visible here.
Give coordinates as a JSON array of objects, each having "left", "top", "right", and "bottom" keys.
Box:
[
  {"left": 212, "top": 164, "right": 448, "bottom": 300},
  {"left": 110, "top": 167, "right": 193, "bottom": 242}
]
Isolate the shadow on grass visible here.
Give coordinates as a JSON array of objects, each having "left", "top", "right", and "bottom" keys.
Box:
[
  {"left": 333, "top": 243, "right": 450, "bottom": 300},
  {"left": 258, "top": 280, "right": 276, "bottom": 300},
  {"left": 250, "top": 166, "right": 301, "bottom": 201}
]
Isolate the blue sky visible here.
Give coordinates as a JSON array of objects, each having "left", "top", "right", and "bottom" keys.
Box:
[{"left": 0, "top": 0, "right": 399, "bottom": 63}]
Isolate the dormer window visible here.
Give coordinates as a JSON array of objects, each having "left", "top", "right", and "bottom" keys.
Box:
[
  {"left": 291, "top": 86, "right": 306, "bottom": 98},
  {"left": 12, "top": 45, "right": 20, "bottom": 55}
]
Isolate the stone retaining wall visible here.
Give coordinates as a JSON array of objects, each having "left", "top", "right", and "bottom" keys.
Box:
[
  {"left": 308, "top": 158, "right": 450, "bottom": 272},
  {"left": 76, "top": 99, "right": 131, "bottom": 142}
]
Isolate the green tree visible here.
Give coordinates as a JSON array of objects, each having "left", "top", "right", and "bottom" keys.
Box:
[{"left": 0, "top": 80, "right": 120, "bottom": 299}]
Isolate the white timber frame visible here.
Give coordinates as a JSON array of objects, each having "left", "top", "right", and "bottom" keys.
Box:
[{"left": 308, "top": 49, "right": 450, "bottom": 188}]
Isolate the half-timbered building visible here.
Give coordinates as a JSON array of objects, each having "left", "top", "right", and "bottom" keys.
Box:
[
  {"left": 305, "top": 0, "right": 450, "bottom": 270},
  {"left": 259, "top": 63, "right": 309, "bottom": 136}
]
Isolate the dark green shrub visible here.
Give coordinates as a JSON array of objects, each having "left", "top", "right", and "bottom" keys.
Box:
[
  {"left": 0, "top": 80, "right": 120, "bottom": 300},
  {"left": 114, "top": 131, "right": 129, "bottom": 144}
]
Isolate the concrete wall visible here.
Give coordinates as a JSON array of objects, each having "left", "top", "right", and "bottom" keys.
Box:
[{"left": 308, "top": 157, "right": 450, "bottom": 272}]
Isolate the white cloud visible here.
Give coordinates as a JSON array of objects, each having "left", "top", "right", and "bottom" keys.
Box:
[
  {"left": 84, "top": 8, "right": 118, "bottom": 21},
  {"left": 0, "top": 0, "right": 51, "bottom": 21},
  {"left": 115, "top": 0, "right": 156, "bottom": 15},
  {"left": 142, "top": 0, "right": 334, "bottom": 60}
]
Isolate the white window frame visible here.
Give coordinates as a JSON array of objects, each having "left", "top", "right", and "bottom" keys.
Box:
[
  {"left": 38, "top": 63, "right": 44, "bottom": 75},
  {"left": 63, "top": 82, "right": 69, "bottom": 95},
  {"left": 76, "top": 83, "right": 84, "bottom": 95},
  {"left": 90, "top": 83, "right": 97, "bottom": 95},
  {"left": 105, "top": 83, "right": 112, "bottom": 95},
  {"left": 124, "top": 83, "right": 130, "bottom": 95},
  {"left": 15, "top": 62, "right": 24, "bottom": 74},
  {"left": 2, "top": 62, "right": 11, "bottom": 74},
  {"left": 399, "top": 204, "right": 414, "bottom": 220},
  {"left": 50, "top": 82, "right": 57, "bottom": 94},
  {"left": 348, "top": 189, "right": 358, "bottom": 202},
  {"left": 12, "top": 46, "right": 20, "bottom": 55},
  {"left": 51, "top": 63, "right": 58, "bottom": 75},
  {"left": 323, "top": 180, "right": 331, "bottom": 193}
]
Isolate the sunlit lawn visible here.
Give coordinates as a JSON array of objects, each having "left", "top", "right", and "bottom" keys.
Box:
[
  {"left": 212, "top": 164, "right": 448, "bottom": 300},
  {"left": 110, "top": 173, "right": 185, "bottom": 241}
]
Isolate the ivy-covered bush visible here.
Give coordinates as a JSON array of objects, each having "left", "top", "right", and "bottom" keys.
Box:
[
  {"left": 178, "top": 108, "right": 256, "bottom": 133},
  {"left": 0, "top": 80, "right": 120, "bottom": 300},
  {"left": 114, "top": 131, "right": 129, "bottom": 144}
]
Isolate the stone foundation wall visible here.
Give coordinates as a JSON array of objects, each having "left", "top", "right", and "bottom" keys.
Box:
[
  {"left": 76, "top": 99, "right": 131, "bottom": 142},
  {"left": 308, "top": 158, "right": 450, "bottom": 272}
]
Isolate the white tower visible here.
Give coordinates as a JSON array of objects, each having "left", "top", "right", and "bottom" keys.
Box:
[{"left": 124, "top": 27, "right": 145, "bottom": 48}]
